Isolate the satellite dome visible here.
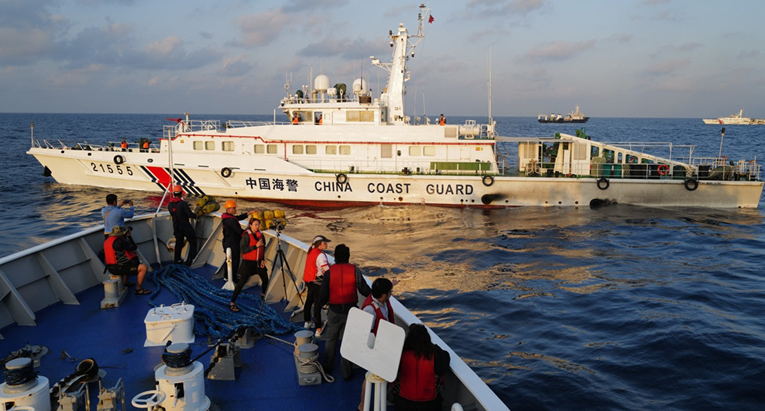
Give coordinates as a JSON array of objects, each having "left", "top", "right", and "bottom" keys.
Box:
[
  {"left": 352, "top": 78, "right": 368, "bottom": 95},
  {"left": 314, "top": 75, "right": 330, "bottom": 92}
]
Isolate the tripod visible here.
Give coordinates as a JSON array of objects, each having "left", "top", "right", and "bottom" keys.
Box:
[{"left": 265, "top": 227, "right": 305, "bottom": 312}]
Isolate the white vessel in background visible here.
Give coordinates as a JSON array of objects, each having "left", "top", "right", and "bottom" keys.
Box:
[
  {"left": 538, "top": 105, "right": 589, "bottom": 123},
  {"left": 702, "top": 109, "right": 754, "bottom": 125},
  {"left": 27, "top": 6, "right": 763, "bottom": 208}
]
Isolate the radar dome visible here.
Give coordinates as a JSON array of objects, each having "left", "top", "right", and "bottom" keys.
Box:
[
  {"left": 352, "top": 78, "right": 368, "bottom": 95},
  {"left": 314, "top": 75, "right": 330, "bottom": 92}
]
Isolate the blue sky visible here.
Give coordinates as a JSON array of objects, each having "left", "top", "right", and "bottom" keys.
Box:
[{"left": 1, "top": 0, "right": 763, "bottom": 118}]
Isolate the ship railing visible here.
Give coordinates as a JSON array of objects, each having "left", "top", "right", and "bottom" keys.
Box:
[{"left": 226, "top": 120, "right": 274, "bottom": 129}]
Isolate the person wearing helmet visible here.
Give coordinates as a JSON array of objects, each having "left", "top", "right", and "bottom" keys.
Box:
[
  {"left": 221, "top": 199, "right": 255, "bottom": 281},
  {"left": 167, "top": 185, "right": 197, "bottom": 266}
]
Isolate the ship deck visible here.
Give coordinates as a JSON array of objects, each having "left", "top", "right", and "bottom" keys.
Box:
[{"left": 0, "top": 264, "right": 373, "bottom": 411}]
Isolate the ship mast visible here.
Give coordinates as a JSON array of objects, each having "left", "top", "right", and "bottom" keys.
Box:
[{"left": 371, "top": 4, "right": 429, "bottom": 125}]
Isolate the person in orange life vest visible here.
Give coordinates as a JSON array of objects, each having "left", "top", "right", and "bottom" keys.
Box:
[
  {"left": 141, "top": 140, "right": 149, "bottom": 151},
  {"left": 104, "top": 225, "right": 150, "bottom": 295},
  {"left": 356, "top": 277, "right": 396, "bottom": 411},
  {"left": 120, "top": 138, "right": 127, "bottom": 150},
  {"left": 221, "top": 200, "right": 256, "bottom": 282},
  {"left": 316, "top": 114, "right": 323, "bottom": 125},
  {"left": 302, "top": 235, "right": 331, "bottom": 334},
  {"left": 393, "top": 323, "right": 451, "bottom": 411},
  {"left": 167, "top": 186, "right": 196, "bottom": 266},
  {"left": 292, "top": 113, "right": 300, "bottom": 124},
  {"left": 229, "top": 218, "right": 268, "bottom": 312},
  {"left": 439, "top": 114, "right": 446, "bottom": 126},
  {"left": 318, "top": 244, "right": 371, "bottom": 379}
]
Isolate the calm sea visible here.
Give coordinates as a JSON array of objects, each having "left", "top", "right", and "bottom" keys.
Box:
[{"left": 2, "top": 113, "right": 765, "bottom": 410}]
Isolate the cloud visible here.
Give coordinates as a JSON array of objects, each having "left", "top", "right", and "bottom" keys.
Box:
[
  {"left": 282, "top": 0, "right": 348, "bottom": 13},
  {"left": 468, "top": 0, "right": 549, "bottom": 15},
  {"left": 297, "top": 37, "right": 388, "bottom": 61},
  {"left": 738, "top": 49, "right": 761, "bottom": 59},
  {"left": 468, "top": 28, "right": 510, "bottom": 43},
  {"left": 219, "top": 55, "right": 257, "bottom": 77},
  {"left": 0, "top": 0, "right": 66, "bottom": 66},
  {"left": 519, "top": 40, "right": 596, "bottom": 63},
  {"left": 606, "top": 33, "right": 632, "bottom": 44},
  {"left": 233, "top": 9, "right": 292, "bottom": 47},
  {"left": 639, "top": 58, "right": 690, "bottom": 76}
]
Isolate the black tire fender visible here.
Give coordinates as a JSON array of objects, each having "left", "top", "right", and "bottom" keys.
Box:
[
  {"left": 684, "top": 178, "right": 699, "bottom": 191},
  {"left": 221, "top": 167, "right": 232, "bottom": 178},
  {"left": 597, "top": 178, "right": 610, "bottom": 190},
  {"left": 114, "top": 155, "right": 125, "bottom": 165},
  {"left": 482, "top": 175, "right": 494, "bottom": 187},
  {"left": 336, "top": 173, "right": 348, "bottom": 184}
]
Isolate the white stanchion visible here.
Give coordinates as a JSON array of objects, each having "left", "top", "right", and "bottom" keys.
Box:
[{"left": 221, "top": 247, "right": 235, "bottom": 290}]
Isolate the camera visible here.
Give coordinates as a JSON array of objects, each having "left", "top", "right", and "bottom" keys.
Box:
[
  {"left": 122, "top": 199, "right": 131, "bottom": 204},
  {"left": 269, "top": 222, "right": 285, "bottom": 232}
]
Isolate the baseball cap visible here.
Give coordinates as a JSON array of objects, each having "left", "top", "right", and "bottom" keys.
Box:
[{"left": 313, "top": 235, "right": 331, "bottom": 244}]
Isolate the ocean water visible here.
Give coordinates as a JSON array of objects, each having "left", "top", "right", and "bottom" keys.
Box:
[{"left": 2, "top": 113, "right": 765, "bottom": 410}]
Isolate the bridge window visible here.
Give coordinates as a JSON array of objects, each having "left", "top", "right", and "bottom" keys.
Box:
[
  {"left": 292, "top": 145, "right": 304, "bottom": 154},
  {"left": 254, "top": 145, "right": 265, "bottom": 154},
  {"left": 346, "top": 110, "right": 374, "bottom": 122},
  {"left": 423, "top": 146, "right": 436, "bottom": 156},
  {"left": 381, "top": 145, "right": 392, "bottom": 158},
  {"left": 339, "top": 145, "right": 351, "bottom": 155},
  {"left": 326, "top": 145, "right": 337, "bottom": 155},
  {"left": 306, "top": 145, "right": 317, "bottom": 154},
  {"left": 409, "top": 146, "right": 421, "bottom": 156},
  {"left": 267, "top": 144, "right": 277, "bottom": 154},
  {"left": 193, "top": 141, "right": 203, "bottom": 150},
  {"left": 222, "top": 141, "right": 235, "bottom": 152},
  {"left": 205, "top": 141, "right": 215, "bottom": 151}
]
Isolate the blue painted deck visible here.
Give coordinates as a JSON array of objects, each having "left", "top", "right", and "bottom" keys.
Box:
[{"left": 0, "top": 264, "right": 381, "bottom": 410}]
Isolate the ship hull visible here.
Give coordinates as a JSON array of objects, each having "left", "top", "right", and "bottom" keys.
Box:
[
  {"left": 29, "top": 149, "right": 763, "bottom": 208},
  {"left": 538, "top": 118, "right": 589, "bottom": 123}
]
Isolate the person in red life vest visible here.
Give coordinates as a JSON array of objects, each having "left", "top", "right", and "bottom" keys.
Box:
[
  {"left": 229, "top": 218, "right": 268, "bottom": 312},
  {"left": 361, "top": 277, "right": 395, "bottom": 334},
  {"left": 318, "top": 244, "right": 371, "bottom": 379},
  {"left": 393, "top": 323, "right": 451, "bottom": 411},
  {"left": 167, "top": 186, "right": 197, "bottom": 266},
  {"left": 141, "top": 140, "right": 150, "bottom": 152},
  {"left": 104, "top": 225, "right": 150, "bottom": 295},
  {"left": 221, "top": 200, "right": 256, "bottom": 282},
  {"left": 302, "top": 235, "right": 331, "bottom": 335},
  {"left": 358, "top": 277, "right": 396, "bottom": 410},
  {"left": 120, "top": 138, "right": 127, "bottom": 150}
]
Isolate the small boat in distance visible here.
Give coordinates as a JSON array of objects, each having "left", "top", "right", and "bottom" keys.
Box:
[
  {"left": 702, "top": 109, "right": 764, "bottom": 125},
  {"left": 538, "top": 105, "right": 589, "bottom": 123}
]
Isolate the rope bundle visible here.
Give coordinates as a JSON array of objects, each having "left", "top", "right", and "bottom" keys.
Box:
[
  {"left": 147, "top": 264, "right": 301, "bottom": 338},
  {"left": 294, "top": 348, "right": 334, "bottom": 383},
  {"left": 3, "top": 359, "right": 36, "bottom": 386}
]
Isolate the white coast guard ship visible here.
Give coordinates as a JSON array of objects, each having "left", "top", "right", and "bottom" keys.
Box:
[{"left": 27, "top": 6, "right": 763, "bottom": 208}]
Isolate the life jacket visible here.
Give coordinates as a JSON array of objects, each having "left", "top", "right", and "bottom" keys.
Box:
[
  {"left": 318, "top": 118, "right": 323, "bottom": 125},
  {"left": 328, "top": 263, "right": 357, "bottom": 305},
  {"left": 104, "top": 236, "right": 137, "bottom": 265},
  {"left": 361, "top": 295, "right": 395, "bottom": 335},
  {"left": 439, "top": 117, "right": 446, "bottom": 126},
  {"left": 398, "top": 350, "right": 438, "bottom": 402},
  {"left": 292, "top": 116, "right": 299, "bottom": 124},
  {"left": 120, "top": 141, "right": 127, "bottom": 149},
  {"left": 302, "top": 247, "right": 324, "bottom": 283},
  {"left": 142, "top": 141, "right": 149, "bottom": 149},
  {"left": 242, "top": 229, "right": 264, "bottom": 261}
]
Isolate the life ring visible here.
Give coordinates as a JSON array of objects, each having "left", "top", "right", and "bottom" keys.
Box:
[
  {"left": 482, "top": 175, "right": 494, "bottom": 187},
  {"left": 336, "top": 173, "right": 347, "bottom": 184},
  {"left": 629, "top": 157, "right": 637, "bottom": 164},
  {"left": 684, "top": 178, "right": 699, "bottom": 191},
  {"left": 596, "top": 178, "right": 610, "bottom": 190},
  {"left": 657, "top": 164, "right": 670, "bottom": 176},
  {"left": 221, "top": 167, "right": 232, "bottom": 178},
  {"left": 114, "top": 155, "right": 125, "bottom": 164}
]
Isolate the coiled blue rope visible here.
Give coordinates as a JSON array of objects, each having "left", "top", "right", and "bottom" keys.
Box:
[
  {"left": 146, "top": 264, "right": 300, "bottom": 338},
  {"left": 3, "top": 360, "right": 36, "bottom": 386}
]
